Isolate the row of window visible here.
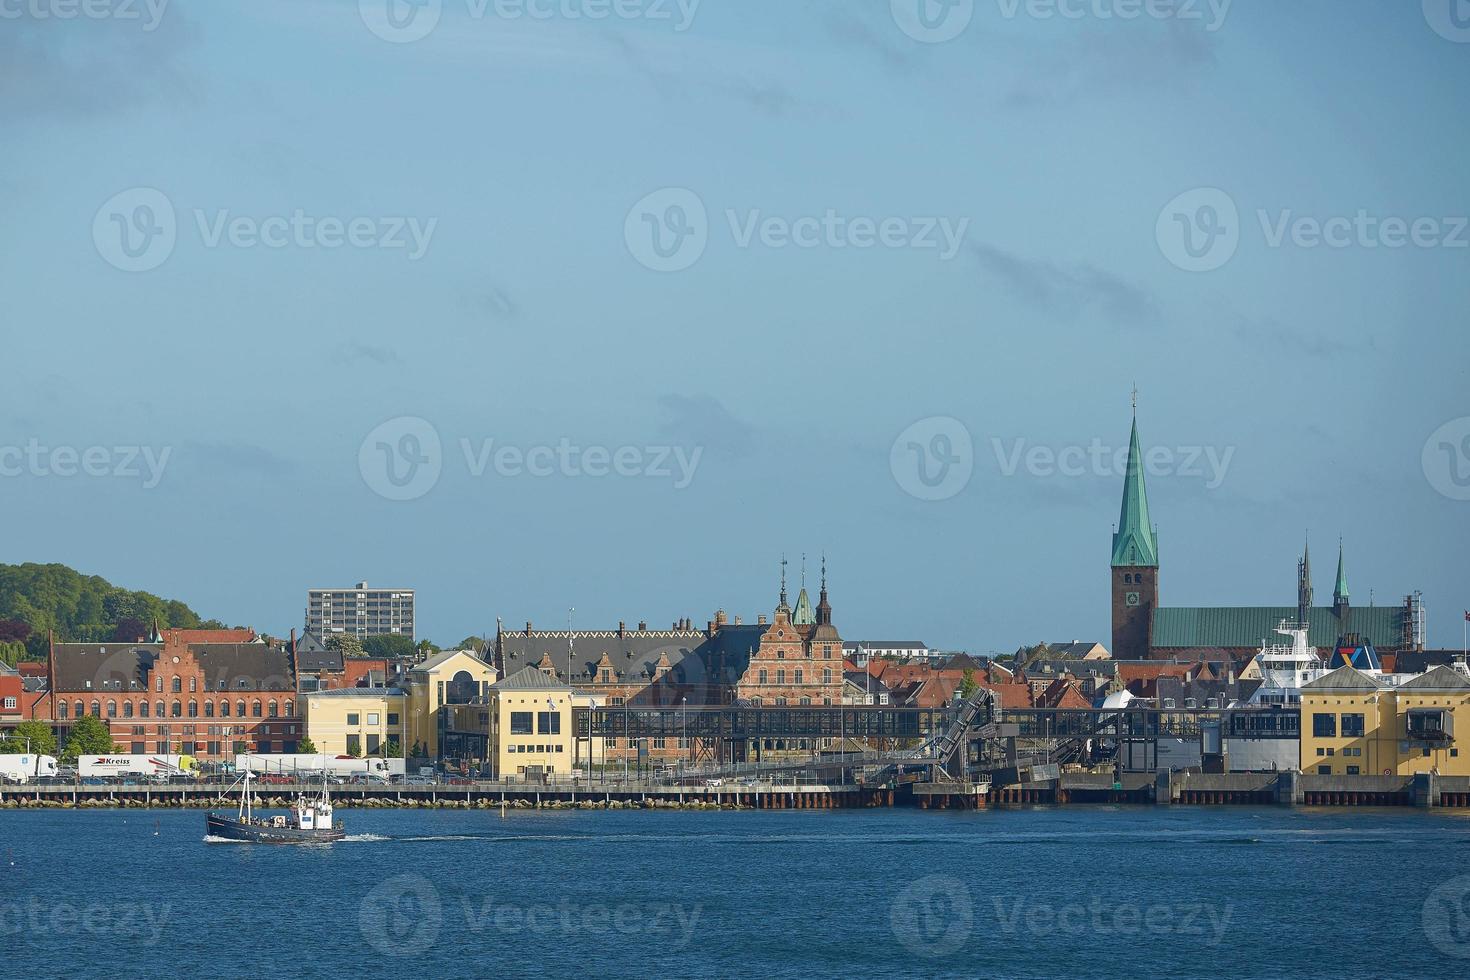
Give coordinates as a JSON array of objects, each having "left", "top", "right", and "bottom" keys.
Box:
[
  {"left": 1312, "top": 713, "right": 1367, "bottom": 738},
  {"left": 57, "top": 699, "right": 293, "bottom": 720},
  {"left": 509, "top": 712, "right": 562, "bottom": 736},
  {"left": 755, "top": 669, "right": 836, "bottom": 685},
  {"left": 507, "top": 745, "right": 565, "bottom": 754},
  {"left": 345, "top": 712, "right": 400, "bottom": 727},
  {"left": 88, "top": 676, "right": 275, "bottom": 693}
]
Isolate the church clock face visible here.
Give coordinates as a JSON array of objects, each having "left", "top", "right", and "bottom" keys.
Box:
[{"left": 1125, "top": 591, "right": 1141, "bottom": 607}]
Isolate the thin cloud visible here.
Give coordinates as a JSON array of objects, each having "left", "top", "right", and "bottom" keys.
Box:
[{"left": 969, "top": 242, "right": 1160, "bottom": 327}]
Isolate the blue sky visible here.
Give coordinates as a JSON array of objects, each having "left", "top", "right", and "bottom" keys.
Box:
[{"left": 4, "top": 0, "right": 1469, "bottom": 653}]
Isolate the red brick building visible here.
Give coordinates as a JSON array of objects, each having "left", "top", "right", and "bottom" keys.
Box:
[{"left": 45, "top": 630, "right": 301, "bottom": 758}]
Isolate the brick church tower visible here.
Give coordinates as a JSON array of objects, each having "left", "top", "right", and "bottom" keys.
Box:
[{"left": 1111, "top": 408, "right": 1159, "bottom": 660}]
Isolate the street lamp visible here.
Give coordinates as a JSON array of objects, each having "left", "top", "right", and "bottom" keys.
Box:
[{"left": 680, "top": 696, "right": 687, "bottom": 773}]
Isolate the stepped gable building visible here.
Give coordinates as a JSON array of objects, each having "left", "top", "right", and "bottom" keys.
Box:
[
  {"left": 494, "top": 559, "right": 848, "bottom": 712},
  {"left": 1110, "top": 409, "right": 1415, "bottom": 665},
  {"left": 45, "top": 628, "right": 301, "bottom": 758}
]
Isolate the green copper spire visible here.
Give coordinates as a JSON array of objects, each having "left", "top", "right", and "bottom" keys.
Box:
[
  {"left": 1334, "top": 541, "right": 1349, "bottom": 602},
  {"left": 1111, "top": 413, "right": 1158, "bottom": 568}
]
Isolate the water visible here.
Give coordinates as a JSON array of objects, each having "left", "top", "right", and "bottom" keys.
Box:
[{"left": 4, "top": 805, "right": 1470, "bottom": 978}]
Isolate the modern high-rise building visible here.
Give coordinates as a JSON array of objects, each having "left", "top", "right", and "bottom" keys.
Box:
[{"left": 305, "top": 581, "right": 415, "bottom": 640}]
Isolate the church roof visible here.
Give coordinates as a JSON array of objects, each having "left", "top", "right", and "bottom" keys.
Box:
[
  {"left": 1152, "top": 605, "right": 1403, "bottom": 650},
  {"left": 792, "top": 588, "right": 815, "bottom": 626},
  {"left": 1334, "top": 543, "right": 1350, "bottom": 601},
  {"left": 1111, "top": 416, "right": 1158, "bottom": 568}
]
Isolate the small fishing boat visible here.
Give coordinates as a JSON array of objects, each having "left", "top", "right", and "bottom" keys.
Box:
[{"left": 205, "top": 770, "right": 344, "bottom": 844}]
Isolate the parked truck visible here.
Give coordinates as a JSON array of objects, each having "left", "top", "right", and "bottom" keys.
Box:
[
  {"left": 0, "top": 754, "right": 59, "bottom": 784},
  {"left": 79, "top": 754, "right": 199, "bottom": 779},
  {"left": 234, "top": 754, "right": 405, "bottom": 779}
]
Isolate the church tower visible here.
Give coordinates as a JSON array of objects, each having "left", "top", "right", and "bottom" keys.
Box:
[
  {"left": 1333, "top": 540, "right": 1351, "bottom": 628},
  {"left": 1111, "top": 406, "right": 1159, "bottom": 660}
]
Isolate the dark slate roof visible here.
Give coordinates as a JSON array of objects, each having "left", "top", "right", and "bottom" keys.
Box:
[
  {"left": 1393, "top": 650, "right": 1465, "bottom": 673},
  {"left": 294, "top": 639, "right": 343, "bottom": 674},
  {"left": 52, "top": 642, "right": 295, "bottom": 693},
  {"left": 304, "top": 686, "right": 408, "bottom": 698},
  {"left": 497, "top": 625, "right": 769, "bottom": 704},
  {"left": 1152, "top": 606, "right": 1403, "bottom": 650},
  {"left": 1396, "top": 666, "right": 1470, "bottom": 691},
  {"left": 1302, "top": 665, "right": 1383, "bottom": 693}
]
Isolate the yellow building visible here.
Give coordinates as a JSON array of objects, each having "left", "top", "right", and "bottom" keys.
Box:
[
  {"left": 1301, "top": 665, "right": 1470, "bottom": 776},
  {"left": 301, "top": 687, "right": 408, "bottom": 757},
  {"left": 488, "top": 666, "right": 575, "bottom": 778},
  {"left": 404, "top": 649, "right": 497, "bottom": 759}
]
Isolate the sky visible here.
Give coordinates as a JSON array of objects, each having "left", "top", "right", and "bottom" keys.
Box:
[{"left": 3, "top": 0, "right": 1469, "bottom": 654}]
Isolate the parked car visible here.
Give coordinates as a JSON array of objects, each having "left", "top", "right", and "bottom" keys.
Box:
[{"left": 704, "top": 778, "right": 725, "bottom": 787}]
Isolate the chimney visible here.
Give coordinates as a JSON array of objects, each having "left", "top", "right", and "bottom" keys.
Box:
[
  {"left": 735, "top": 616, "right": 743, "bottom": 626},
  {"left": 707, "top": 620, "right": 715, "bottom": 635},
  {"left": 758, "top": 614, "right": 767, "bottom": 625},
  {"left": 638, "top": 621, "right": 647, "bottom": 631},
  {"left": 618, "top": 621, "right": 626, "bottom": 636},
  {"left": 290, "top": 628, "right": 296, "bottom": 653},
  {"left": 525, "top": 621, "right": 533, "bottom": 635}
]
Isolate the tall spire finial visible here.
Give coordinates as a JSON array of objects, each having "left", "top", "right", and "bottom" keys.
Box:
[
  {"left": 821, "top": 552, "right": 827, "bottom": 591},
  {"left": 779, "top": 553, "right": 789, "bottom": 609},
  {"left": 801, "top": 553, "right": 807, "bottom": 589},
  {"left": 1131, "top": 383, "right": 1138, "bottom": 416}
]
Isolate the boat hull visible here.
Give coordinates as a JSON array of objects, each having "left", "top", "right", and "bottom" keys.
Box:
[{"left": 205, "top": 812, "right": 345, "bottom": 844}]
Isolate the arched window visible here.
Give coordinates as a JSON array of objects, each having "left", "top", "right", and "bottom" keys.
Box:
[
  {"left": 90, "top": 700, "right": 100, "bottom": 717},
  {"left": 106, "top": 700, "right": 117, "bottom": 719},
  {"left": 204, "top": 701, "right": 214, "bottom": 718},
  {"left": 171, "top": 700, "right": 182, "bottom": 718},
  {"left": 171, "top": 677, "right": 181, "bottom": 693},
  {"left": 188, "top": 701, "right": 198, "bottom": 718},
  {"left": 189, "top": 677, "right": 197, "bottom": 692},
  {"left": 221, "top": 700, "right": 231, "bottom": 718},
  {"left": 156, "top": 700, "right": 165, "bottom": 718},
  {"left": 139, "top": 700, "right": 150, "bottom": 718},
  {"left": 268, "top": 700, "right": 278, "bottom": 718},
  {"left": 284, "top": 700, "right": 294, "bottom": 717},
  {"left": 58, "top": 701, "right": 69, "bottom": 719},
  {"left": 123, "top": 701, "right": 134, "bottom": 719},
  {"left": 237, "top": 700, "right": 246, "bottom": 717},
  {"left": 75, "top": 700, "right": 85, "bottom": 718},
  {"left": 251, "top": 700, "right": 262, "bottom": 718}
]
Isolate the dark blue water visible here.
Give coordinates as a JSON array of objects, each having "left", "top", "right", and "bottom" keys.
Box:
[{"left": 4, "top": 805, "right": 1470, "bottom": 977}]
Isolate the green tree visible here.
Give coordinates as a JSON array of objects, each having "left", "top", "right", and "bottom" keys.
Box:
[
  {"left": 360, "top": 634, "right": 415, "bottom": 659},
  {"left": 347, "top": 740, "right": 363, "bottom": 759},
  {"left": 326, "top": 633, "right": 364, "bottom": 658},
  {"left": 959, "top": 668, "right": 979, "bottom": 700},
  {"left": 297, "top": 736, "right": 317, "bottom": 755},
  {"left": 61, "top": 714, "right": 119, "bottom": 762},
  {"left": 416, "top": 639, "right": 440, "bottom": 658},
  {"left": 2, "top": 720, "right": 58, "bottom": 756},
  {"left": 383, "top": 739, "right": 403, "bottom": 758},
  {"left": 456, "top": 635, "right": 487, "bottom": 653}
]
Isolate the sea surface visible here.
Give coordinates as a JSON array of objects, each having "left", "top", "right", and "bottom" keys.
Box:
[{"left": 3, "top": 804, "right": 1469, "bottom": 978}]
